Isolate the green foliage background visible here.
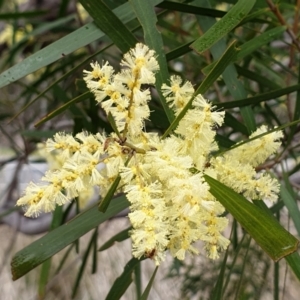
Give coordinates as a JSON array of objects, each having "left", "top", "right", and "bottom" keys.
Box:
[{"left": 1, "top": 0, "right": 300, "bottom": 299}]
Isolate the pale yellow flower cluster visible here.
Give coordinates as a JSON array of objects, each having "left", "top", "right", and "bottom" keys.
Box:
[
  {"left": 83, "top": 44, "right": 158, "bottom": 137},
  {"left": 36, "top": 143, "right": 94, "bottom": 209},
  {"left": 207, "top": 125, "right": 283, "bottom": 203},
  {"left": 17, "top": 132, "right": 106, "bottom": 217},
  {"left": 16, "top": 43, "right": 282, "bottom": 264}
]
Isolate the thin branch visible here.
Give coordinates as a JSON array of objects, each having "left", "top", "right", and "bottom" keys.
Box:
[
  {"left": 286, "top": 0, "right": 300, "bottom": 120},
  {"left": 266, "top": 0, "right": 300, "bottom": 52}
]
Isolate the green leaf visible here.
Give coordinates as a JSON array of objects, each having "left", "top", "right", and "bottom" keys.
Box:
[
  {"left": 105, "top": 257, "right": 144, "bottom": 300},
  {"left": 280, "top": 184, "right": 300, "bottom": 236},
  {"left": 140, "top": 267, "right": 158, "bottom": 300},
  {"left": 223, "top": 231, "right": 249, "bottom": 294},
  {"left": 157, "top": 2, "right": 226, "bottom": 18},
  {"left": 21, "top": 130, "right": 56, "bottom": 139},
  {"left": 38, "top": 259, "right": 51, "bottom": 299},
  {"left": 195, "top": 41, "right": 238, "bottom": 95},
  {"left": 235, "top": 65, "right": 281, "bottom": 90},
  {"left": 211, "top": 240, "right": 229, "bottom": 299},
  {"left": 11, "top": 196, "right": 129, "bottom": 280},
  {"left": 165, "top": 41, "right": 193, "bottom": 61},
  {"left": 79, "top": 0, "right": 137, "bottom": 53},
  {"left": 253, "top": 200, "right": 300, "bottom": 281},
  {"left": 107, "top": 112, "right": 122, "bottom": 139},
  {"left": 239, "top": 7, "right": 271, "bottom": 24},
  {"left": 238, "top": 26, "right": 286, "bottom": 59},
  {"left": 98, "top": 176, "right": 121, "bottom": 212},
  {"left": 72, "top": 228, "right": 98, "bottom": 298},
  {"left": 54, "top": 244, "right": 75, "bottom": 275},
  {"left": 38, "top": 206, "right": 63, "bottom": 298},
  {"left": 129, "top": 0, "right": 174, "bottom": 123},
  {"left": 0, "top": 10, "right": 47, "bottom": 19},
  {"left": 196, "top": 0, "right": 256, "bottom": 133},
  {"left": 9, "top": 44, "right": 112, "bottom": 123},
  {"left": 162, "top": 40, "right": 239, "bottom": 138},
  {"left": 215, "top": 134, "right": 235, "bottom": 149},
  {"left": 0, "top": 1, "right": 141, "bottom": 89},
  {"left": 98, "top": 227, "right": 131, "bottom": 251},
  {"left": 190, "top": 0, "right": 256, "bottom": 54},
  {"left": 149, "top": 104, "right": 170, "bottom": 130},
  {"left": 34, "top": 92, "right": 92, "bottom": 127},
  {"left": 215, "top": 84, "right": 300, "bottom": 109},
  {"left": 204, "top": 175, "right": 299, "bottom": 261},
  {"left": 202, "top": 26, "right": 286, "bottom": 75},
  {"left": 285, "top": 252, "right": 300, "bottom": 281},
  {"left": 134, "top": 262, "right": 142, "bottom": 299},
  {"left": 217, "top": 119, "right": 300, "bottom": 155},
  {"left": 224, "top": 112, "right": 248, "bottom": 135},
  {"left": 6, "top": 15, "right": 77, "bottom": 56}
]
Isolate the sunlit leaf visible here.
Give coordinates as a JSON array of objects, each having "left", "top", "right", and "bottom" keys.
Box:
[
  {"left": 204, "top": 175, "right": 299, "bottom": 261},
  {"left": 190, "top": 0, "right": 256, "bottom": 54}
]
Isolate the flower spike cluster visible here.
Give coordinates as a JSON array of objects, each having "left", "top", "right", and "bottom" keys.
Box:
[
  {"left": 84, "top": 44, "right": 158, "bottom": 137},
  {"left": 16, "top": 43, "right": 282, "bottom": 265}
]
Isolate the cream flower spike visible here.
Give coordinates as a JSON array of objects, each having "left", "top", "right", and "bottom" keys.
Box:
[
  {"left": 84, "top": 43, "right": 159, "bottom": 137},
  {"left": 161, "top": 75, "right": 194, "bottom": 115},
  {"left": 16, "top": 43, "right": 283, "bottom": 266}
]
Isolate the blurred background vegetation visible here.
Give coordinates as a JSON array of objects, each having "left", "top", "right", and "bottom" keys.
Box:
[{"left": 1, "top": 0, "right": 300, "bottom": 299}]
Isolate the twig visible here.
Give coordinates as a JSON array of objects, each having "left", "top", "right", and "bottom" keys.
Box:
[
  {"left": 266, "top": 0, "right": 300, "bottom": 52},
  {"left": 285, "top": 0, "right": 300, "bottom": 120}
]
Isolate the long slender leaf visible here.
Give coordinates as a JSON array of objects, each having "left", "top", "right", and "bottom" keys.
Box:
[
  {"left": 134, "top": 262, "right": 142, "bottom": 299},
  {"left": 35, "top": 92, "right": 92, "bottom": 127},
  {"left": 0, "top": 11, "right": 47, "bottom": 19},
  {"left": 79, "top": 0, "right": 137, "bottom": 53},
  {"left": 140, "top": 267, "right": 158, "bottom": 300},
  {"left": 162, "top": 40, "right": 238, "bottom": 138},
  {"left": 223, "top": 232, "right": 248, "bottom": 294},
  {"left": 11, "top": 195, "right": 129, "bottom": 280},
  {"left": 280, "top": 185, "right": 300, "bottom": 236},
  {"left": 0, "top": 1, "right": 162, "bottom": 89},
  {"left": 98, "top": 176, "right": 122, "bottom": 212},
  {"left": 253, "top": 200, "right": 300, "bottom": 281},
  {"left": 204, "top": 175, "right": 299, "bottom": 261},
  {"left": 234, "top": 236, "right": 251, "bottom": 299},
  {"left": 224, "top": 112, "right": 248, "bottom": 135},
  {"left": 38, "top": 205, "right": 64, "bottom": 298},
  {"left": 9, "top": 44, "right": 111, "bottom": 122},
  {"left": 202, "top": 26, "right": 287, "bottom": 75},
  {"left": 195, "top": 42, "right": 238, "bottom": 95},
  {"left": 285, "top": 252, "right": 300, "bottom": 281},
  {"left": 195, "top": 0, "right": 256, "bottom": 133},
  {"left": 98, "top": 227, "right": 131, "bottom": 251},
  {"left": 72, "top": 228, "right": 98, "bottom": 298},
  {"left": 190, "top": 0, "right": 256, "bottom": 54},
  {"left": 157, "top": 2, "right": 226, "bottom": 18},
  {"left": 211, "top": 235, "right": 230, "bottom": 300},
  {"left": 217, "top": 119, "right": 300, "bottom": 156},
  {"left": 215, "top": 84, "right": 300, "bottom": 109},
  {"left": 129, "top": 0, "right": 174, "bottom": 123},
  {"left": 105, "top": 257, "right": 145, "bottom": 300},
  {"left": 235, "top": 65, "right": 281, "bottom": 90},
  {"left": 165, "top": 41, "right": 193, "bottom": 61}
]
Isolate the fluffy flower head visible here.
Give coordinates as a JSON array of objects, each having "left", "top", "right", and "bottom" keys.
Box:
[{"left": 16, "top": 43, "right": 283, "bottom": 267}]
